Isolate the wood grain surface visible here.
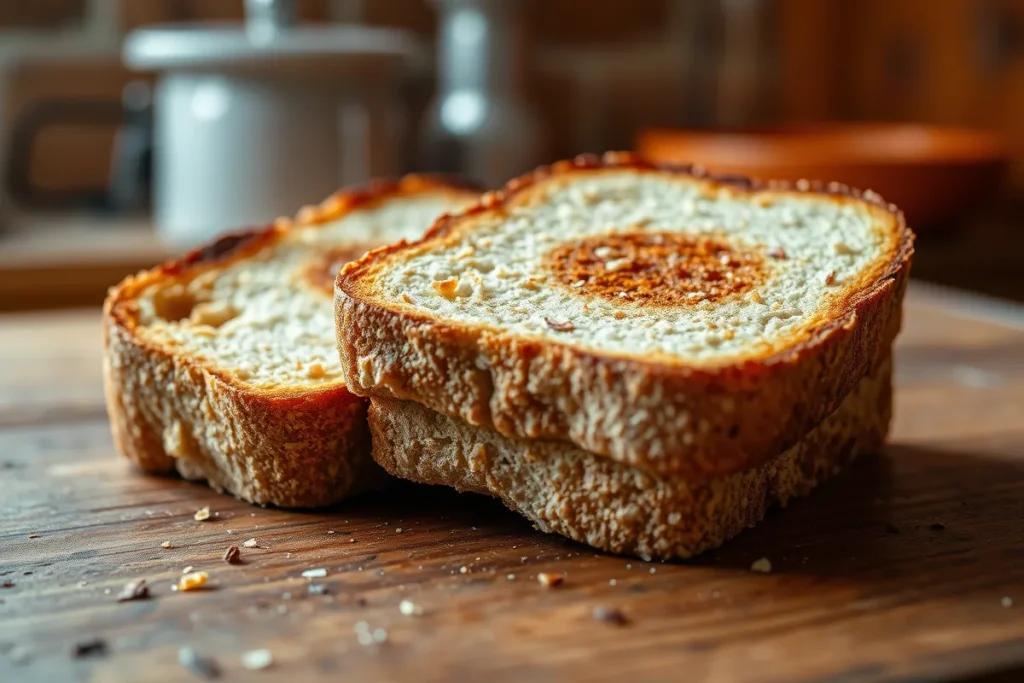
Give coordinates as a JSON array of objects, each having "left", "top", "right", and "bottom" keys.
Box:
[{"left": 1, "top": 283, "right": 1023, "bottom": 683}]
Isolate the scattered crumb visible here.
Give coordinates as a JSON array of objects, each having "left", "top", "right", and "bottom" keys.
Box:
[
  {"left": 223, "top": 546, "right": 241, "bottom": 564},
  {"left": 182, "top": 566, "right": 194, "bottom": 574},
  {"left": 242, "top": 538, "right": 258, "bottom": 548},
  {"left": 885, "top": 522, "right": 901, "bottom": 534},
  {"left": 751, "top": 557, "right": 773, "bottom": 574},
  {"left": 178, "top": 571, "right": 209, "bottom": 592},
  {"left": 161, "top": 541, "right": 172, "bottom": 549},
  {"left": 459, "top": 566, "right": 468, "bottom": 574},
  {"left": 592, "top": 606, "right": 629, "bottom": 626},
  {"left": 355, "top": 622, "right": 372, "bottom": 645},
  {"left": 27, "top": 534, "right": 38, "bottom": 539},
  {"left": 395, "top": 528, "right": 403, "bottom": 534},
  {"left": 350, "top": 539, "right": 356, "bottom": 543},
  {"left": 71, "top": 639, "right": 107, "bottom": 658},
  {"left": 824, "top": 270, "right": 837, "bottom": 285},
  {"left": 1, "top": 579, "right": 14, "bottom": 588},
  {"left": 1002, "top": 597, "right": 1013, "bottom": 608},
  {"left": 193, "top": 507, "right": 211, "bottom": 522},
  {"left": 399, "top": 599, "right": 424, "bottom": 616},
  {"left": 354, "top": 621, "right": 388, "bottom": 646},
  {"left": 506, "top": 574, "right": 515, "bottom": 581},
  {"left": 116, "top": 579, "right": 149, "bottom": 602},
  {"left": 302, "top": 568, "right": 327, "bottom": 579},
  {"left": 537, "top": 572, "right": 564, "bottom": 588},
  {"left": 626, "top": 564, "right": 632, "bottom": 570},
  {"left": 609, "top": 579, "right": 617, "bottom": 586},
  {"left": 241, "top": 649, "right": 273, "bottom": 671},
  {"left": 179, "top": 647, "right": 219, "bottom": 679},
  {"left": 327, "top": 530, "right": 335, "bottom": 535},
  {"left": 767, "top": 247, "right": 787, "bottom": 260},
  {"left": 930, "top": 523, "right": 947, "bottom": 531},
  {"left": 308, "top": 584, "right": 329, "bottom": 596},
  {"left": 649, "top": 567, "right": 656, "bottom": 574}
]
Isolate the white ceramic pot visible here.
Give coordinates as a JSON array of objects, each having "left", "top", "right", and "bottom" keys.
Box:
[{"left": 124, "top": 24, "right": 412, "bottom": 248}]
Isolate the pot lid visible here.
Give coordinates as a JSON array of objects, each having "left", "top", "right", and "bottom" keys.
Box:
[{"left": 124, "top": 23, "right": 414, "bottom": 74}]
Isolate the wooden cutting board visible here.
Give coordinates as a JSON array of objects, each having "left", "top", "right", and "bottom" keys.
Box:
[{"left": 1, "top": 283, "right": 1023, "bottom": 683}]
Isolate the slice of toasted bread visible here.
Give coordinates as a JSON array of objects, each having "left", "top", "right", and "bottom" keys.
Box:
[
  {"left": 104, "top": 176, "right": 479, "bottom": 507},
  {"left": 368, "top": 354, "right": 891, "bottom": 560},
  {"left": 337, "top": 154, "right": 913, "bottom": 482}
]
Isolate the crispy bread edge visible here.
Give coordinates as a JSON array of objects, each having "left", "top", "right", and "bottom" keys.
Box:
[
  {"left": 102, "top": 175, "right": 480, "bottom": 507},
  {"left": 336, "top": 153, "right": 912, "bottom": 480},
  {"left": 367, "top": 354, "right": 892, "bottom": 560}
]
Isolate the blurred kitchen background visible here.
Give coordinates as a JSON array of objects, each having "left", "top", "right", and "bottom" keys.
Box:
[{"left": 1, "top": 0, "right": 1022, "bottom": 312}]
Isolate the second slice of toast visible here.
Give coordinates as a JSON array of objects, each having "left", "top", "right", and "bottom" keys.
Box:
[
  {"left": 367, "top": 355, "right": 892, "bottom": 560},
  {"left": 104, "top": 177, "right": 478, "bottom": 507}
]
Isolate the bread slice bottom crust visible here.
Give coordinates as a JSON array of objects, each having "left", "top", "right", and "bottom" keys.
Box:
[
  {"left": 367, "top": 354, "right": 892, "bottom": 559},
  {"left": 104, "top": 315, "right": 388, "bottom": 507}
]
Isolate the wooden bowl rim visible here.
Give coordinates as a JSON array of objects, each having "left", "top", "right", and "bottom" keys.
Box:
[{"left": 637, "top": 123, "right": 1010, "bottom": 168}]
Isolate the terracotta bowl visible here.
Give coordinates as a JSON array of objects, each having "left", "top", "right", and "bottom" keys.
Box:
[{"left": 636, "top": 124, "right": 1010, "bottom": 230}]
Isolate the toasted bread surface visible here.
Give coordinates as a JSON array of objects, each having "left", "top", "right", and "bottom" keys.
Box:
[
  {"left": 104, "top": 176, "right": 478, "bottom": 506},
  {"left": 368, "top": 355, "right": 891, "bottom": 560},
  {"left": 336, "top": 154, "right": 912, "bottom": 480}
]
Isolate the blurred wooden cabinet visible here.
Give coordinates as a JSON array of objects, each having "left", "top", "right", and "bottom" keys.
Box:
[{"left": 780, "top": 0, "right": 1024, "bottom": 186}]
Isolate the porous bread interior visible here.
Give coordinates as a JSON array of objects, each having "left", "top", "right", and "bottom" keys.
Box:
[
  {"left": 378, "top": 170, "right": 900, "bottom": 364},
  {"left": 134, "top": 194, "right": 470, "bottom": 391}
]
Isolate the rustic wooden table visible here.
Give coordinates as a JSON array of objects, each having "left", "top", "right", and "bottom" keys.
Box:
[{"left": 1, "top": 283, "right": 1023, "bottom": 683}]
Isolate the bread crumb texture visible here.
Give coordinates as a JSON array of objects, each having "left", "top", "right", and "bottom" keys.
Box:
[
  {"left": 134, "top": 196, "right": 464, "bottom": 390},
  {"left": 382, "top": 171, "right": 897, "bottom": 363}
]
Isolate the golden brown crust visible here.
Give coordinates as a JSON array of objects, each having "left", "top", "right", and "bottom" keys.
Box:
[
  {"left": 293, "top": 174, "right": 485, "bottom": 228},
  {"left": 335, "top": 153, "right": 913, "bottom": 482},
  {"left": 367, "top": 356, "right": 892, "bottom": 560},
  {"left": 103, "top": 175, "right": 480, "bottom": 506}
]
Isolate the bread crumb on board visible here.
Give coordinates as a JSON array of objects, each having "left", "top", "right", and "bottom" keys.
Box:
[
  {"left": 241, "top": 649, "right": 274, "bottom": 670},
  {"left": 592, "top": 606, "right": 629, "bottom": 625},
  {"left": 750, "top": 557, "right": 773, "bottom": 573},
  {"left": 537, "top": 572, "right": 564, "bottom": 588},
  {"left": 116, "top": 579, "right": 149, "bottom": 602},
  {"left": 399, "top": 599, "right": 424, "bottom": 616},
  {"left": 178, "top": 571, "right": 209, "bottom": 592}
]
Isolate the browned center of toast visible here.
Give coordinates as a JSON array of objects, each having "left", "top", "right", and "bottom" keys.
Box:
[
  {"left": 304, "top": 244, "right": 375, "bottom": 294},
  {"left": 544, "top": 232, "right": 766, "bottom": 306}
]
